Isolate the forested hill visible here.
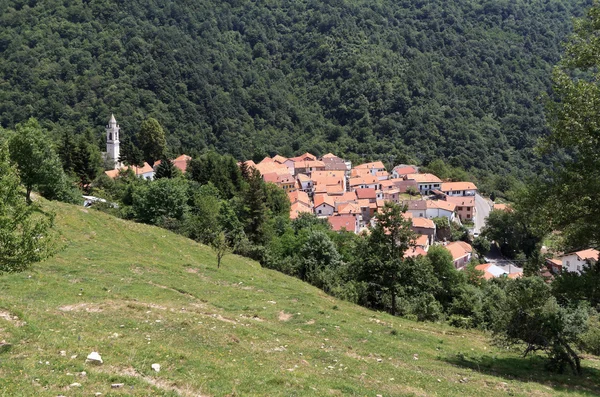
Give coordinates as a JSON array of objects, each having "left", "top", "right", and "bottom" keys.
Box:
[{"left": 0, "top": 0, "right": 590, "bottom": 176}]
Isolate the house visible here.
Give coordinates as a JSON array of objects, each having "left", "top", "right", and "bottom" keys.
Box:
[
  {"left": 338, "top": 202, "right": 361, "bottom": 216},
  {"left": 313, "top": 176, "right": 345, "bottom": 195},
  {"left": 382, "top": 189, "right": 401, "bottom": 203},
  {"left": 354, "top": 161, "right": 386, "bottom": 175},
  {"left": 288, "top": 190, "right": 311, "bottom": 208},
  {"left": 321, "top": 153, "right": 351, "bottom": 173},
  {"left": 314, "top": 194, "right": 336, "bottom": 217},
  {"left": 284, "top": 152, "right": 317, "bottom": 175},
  {"left": 327, "top": 214, "right": 360, "bottom": 234},
  {"left": 106, "top": 162, "right": 155, "bottom": 180},
  {"left": 546, "top": 258, "right": 563, "bottom": 274},
  {"left": 355, "top": 188, "right": 377, "bottom": 203},
  {"left": 411, "top": 217, "right": 436, "bottom": 244},
  {"left": 349, "top": 175, "right": 380, "bottom": 191},
  {"left": 380, "top": 179, "right": 418, "bottom": 194},
  {"left": 404, "top": 173, "right": 442, "bottom": 195},
  {"left": 290, "top": 201, "right": 312, "bottom": 220},
  {"left": 445, "top": 241, "right": 473, "bottom": 269},
  {"left": 294, "top": 160, "right": 326, "bottom": 176},
  {"left": 414, "top": 234, "right": 430, "bottom": 251},
  {"left": 357, "top": 199, "right": 377, "bottom": 223},
  {"left": 445, "top": 196, "right": 476, "bottom": 222},
  {"left": 255, "top": 158, "right": 291, "bottom": 178},
  {"left": 272, "top": 155, "right": 288, "bottom": 164},
  {"left": 475, "top": 263, "right": 523, "bottom": 280},
  {"left": 391, "top": 164, "right": 418, "bottom": 179},
  {"left": 402, "top": 200, "right": 456, "bottom": 221},
  {"left": 441, "top": 182, "right": 477, "bottom": 197},
  {"left": 296, "top": 173, "right": 313, "bottom": 192},
  {"left": 404, "top": 247, "right": 428, "bottom": 258},
  {"left": 554, "top": 249, "right": 599, "bottom": 274},
  {"left": 375, "top": 171, "right": 389, "bottom": 181},
  {"left": 155, "top": 154, "right": 192, "bottom": 174},
  {"left": 332, "top": 192, "right": 358, "bottom": 211}
]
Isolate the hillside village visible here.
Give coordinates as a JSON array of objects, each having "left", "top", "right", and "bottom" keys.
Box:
[{"left": 101, "top": 116, "right": 598, "bottom": 282}]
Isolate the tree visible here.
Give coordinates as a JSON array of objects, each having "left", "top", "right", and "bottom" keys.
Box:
[
  {"left": 405, "top": 185, "right": 419, "bottom": 197},
  {"left": 426, "top": 245, "right": 464, "bottom": 308},
  {"left": 119, "top": 135, "right": 145, "bottom": 168},
  {"left": 72, "top": 135, "right": 102, "bottom": 190},
  {"left": 472, "top": 236, "right": 491, "bottom": 258},
  {"left": 296, "top": 230, "right": 344, "bottom": 292},
  {"left": 353, "top": 202, "right": 415, "bottom": 315},
  {"left": 492, "top": 277, "right": 588, "bottom": 375},
  {"left": 132, "top": 178, "right": 188, "bottom": 225},
  {"left": 241, "top": 169, "right": 268, "bottom": 245},
  {"left": 533, "top": 2, "right": 600, "bottom": 248},
  {"left": 8, "top": 119, "right": 70, "bottom": 203},
  {"left": 137, "top": 118, "right": 166, "bottom": 167},
  {"left": 0, "top": 143, "right": 55, "bottom": 272},
  {"left": 211, "top": 231, "right": 233, "bottom": 268},
  {"left": 154, "top": 157, "right": 176, "bottom": 179}
]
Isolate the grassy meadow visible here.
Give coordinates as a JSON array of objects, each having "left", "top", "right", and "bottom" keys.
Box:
[{"left": 0, "top": 200, "right": 599, "bottom": 396}]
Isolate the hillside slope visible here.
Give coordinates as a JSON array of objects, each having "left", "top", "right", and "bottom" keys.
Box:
[
  {"left": 0, "top": 0, "right": 592, "bottom": 176},
  {"left": 0, "top": 201, "right": 599, "bottom": 396}
]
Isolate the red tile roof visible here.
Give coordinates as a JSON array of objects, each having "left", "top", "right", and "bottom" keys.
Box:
[{"left": 328, "top": 215, "right": 357, "bottom": 232}]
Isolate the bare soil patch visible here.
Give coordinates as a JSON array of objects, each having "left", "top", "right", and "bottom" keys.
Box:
[{"left": 0, "top": 310, "right": 24, "bottom": 326}]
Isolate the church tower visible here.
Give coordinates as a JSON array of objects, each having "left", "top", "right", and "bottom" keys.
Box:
[{"left": 106, "top": 114, "right": 121, "bottom": 169}]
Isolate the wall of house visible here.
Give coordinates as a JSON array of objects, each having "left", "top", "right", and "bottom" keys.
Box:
[
  {"left": 453, "top": 254, "right": 471, "bottom": 269},
  {"left": 561, "top": 254, "right": 587, "bottom": 274},
  {"left": 455, "top": 206, "right": 474, "bottom": 222},
  {"left": 425, "top": 208, "right": 454, "bottom": 220},
  {"left": 315, "top": 204, "right": 334, "bottom": 217},
  {"left": 446, "top": 189, "right": 476, "bottom": 197}
]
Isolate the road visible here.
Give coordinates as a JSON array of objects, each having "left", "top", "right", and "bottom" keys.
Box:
[{"left": 474, "top": 193, "right": 492, "bottom": 234}]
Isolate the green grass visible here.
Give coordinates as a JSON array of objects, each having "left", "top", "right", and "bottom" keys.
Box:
[{"left": 0, "top": 201, "right": 599, "bottom": 396}]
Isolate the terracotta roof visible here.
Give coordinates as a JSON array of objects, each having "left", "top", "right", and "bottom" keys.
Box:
[
  {"left": 546, "top": 258, "right": 562, "bottom": 267},
  {"left": 311, "top": 170, "right": 345, "bottom": 179},
  {"left": 350, "top": 168, "right": 372, "bottom": 178},
  {"left": 445, "top": 196, "right": 475, "bottom": 207},
  {"left": 290, "top": 202, "right": 312, "bottom": 219},
  {"left": 296, "top": 173, "right": 311, "bottom": 182},
  {"left": 132, "top": 162, "right": 154, "bottom": 175},
  {"left": 493, "top": 203, "right": 510, "bottom": 211},
  {"left": 357, "top": 199, "right": 377, "bottom": 209},
  {"left": 575, "top": 249, "right": 600, "bottom": 261},
  {"left": 376, "top": 199, "right": 386, "bottom": 208},
  {"left": 288, "top": 190, "right": 311, "bottom": 207},
  {"left": 355, "top": 161, "right": 385, "bottom": 170},
  {"left": 355, "top": 188, "right": 377, "bottom": 199},
  {"left": 405, "top": 173, "right": 442, "bottom": 183},
  {"left": 332, "top": 192, "right": 357, "bottom": 204},
  {"left": 288, "top": 152, "right": 317, "bottom": 162},
  {"left": 445, "top": 241, "right": 473, "bottom": 261},
  {"left": 393, "top": 165, "right": 418, "bottom": 175},
  {"left": 412, "top": 218, "right": 435, "bottom": 229},
  {"left": 104, "top": 169, "right": 121, "bottom": 179},
  {"left": 327, "top": 215, "right": 357, "bottom": 232},
  {"left": 262, "top": 172, "right": 279, "bottom": 183},
  {"left": 321, "top": 153, "right": 338, "bottom": 159},
  {"left": 326, "top": 185, "right": 345, "bottom": 195},
  {"left": 349, "top": 176, "right": 379, "bottom": 186},
  {"left": 415, "top": 234, "right": 429, "bottom": 247},
  {"left": 441, "top": 182, "right": 477, "bottom": 192},
  {"left": 272, "top": 155, "right": 288, "bottom": 164},
  {"left": 404, "top": 247, "right": 428, "bottom": 258},
  {"left": 255, "top": 161, "right": 290, "bottom": 177},
  {"left": 427, "top": 200, "right": 456, "bottom": 212},
  {"left": 375, "top": 171, "right": 389, "bottom": 177},
  {"left": 295, "top": 160, "right": 325, "bottom": 169},
  {"left": 260, "top": 157, "right": 274, "bottom": 164},
  {"left": 314, "top": 194, "right": 335, "bottom": 209},
  {"left": 338, "top": 202, "right": 361, "bottom": 214},
  {"left": 172, "top": 154, "right": 191, "bottom": 172}
]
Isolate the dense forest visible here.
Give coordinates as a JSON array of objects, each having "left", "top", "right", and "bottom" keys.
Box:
[{"left": 0, "top": 0, "right": 591, "bottom": 177}]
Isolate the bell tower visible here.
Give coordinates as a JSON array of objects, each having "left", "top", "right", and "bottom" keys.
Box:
[{"left": 106, "top": 114, "right": 120, "bottom": 169}]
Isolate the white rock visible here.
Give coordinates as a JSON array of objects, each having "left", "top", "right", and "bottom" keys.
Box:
[
  {"left": 111, "top": 383, "right": 124, "bottom": 389},
  {"left": 86, "top": 351, "right": 103, "bottom": 364},
  {"left": 59, "top": 350, "right": 66, "bottom": 356},
  {"left": 69, "top": 382, "right": 82, "bottom": 387},
  {"left": 151, "top": 363, "right": 161, "bottom": 372}
]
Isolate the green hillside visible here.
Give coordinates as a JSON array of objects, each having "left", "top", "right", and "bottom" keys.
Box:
[
  {"left": 0, "top": 200, "right": 599, "bottom": 396},
  {"left": 0, "top": 0, "right": 592, "bottom": 176}
]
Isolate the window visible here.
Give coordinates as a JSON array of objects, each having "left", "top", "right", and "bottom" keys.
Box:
[
  {"left": 457, "top": 207, "right": 463, "bottom": 211},
  {"left": 466, "top": 214, "right": 471, "bottom": 219},
  {"left": 109, "top": 133, "right": 113, "bottom": 141},
  {"left": 318, "top": 209, "right": 321, "bottom": 214},
  {"left": 577, "top": 265, "right": 581, "bottom": 272}
]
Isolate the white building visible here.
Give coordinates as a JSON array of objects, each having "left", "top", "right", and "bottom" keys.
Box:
[
  {"left": 105, "top": 114, "right": 121, "bottom": 170},
  {"left": 441, "top": 182, "right": 477, "bottom": 197},
  {"left": 558, "top": 249, "right": 599, "bottom": 274}
]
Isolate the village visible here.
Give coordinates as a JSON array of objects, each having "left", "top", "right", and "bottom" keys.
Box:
[{"left": 101, "top": 116, "right": 598, "bottom": 283}]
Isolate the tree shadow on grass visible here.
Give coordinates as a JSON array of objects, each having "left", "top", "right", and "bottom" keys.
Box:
[{"left": 444, "top": 352, "right": 600, "bottom": 396}]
